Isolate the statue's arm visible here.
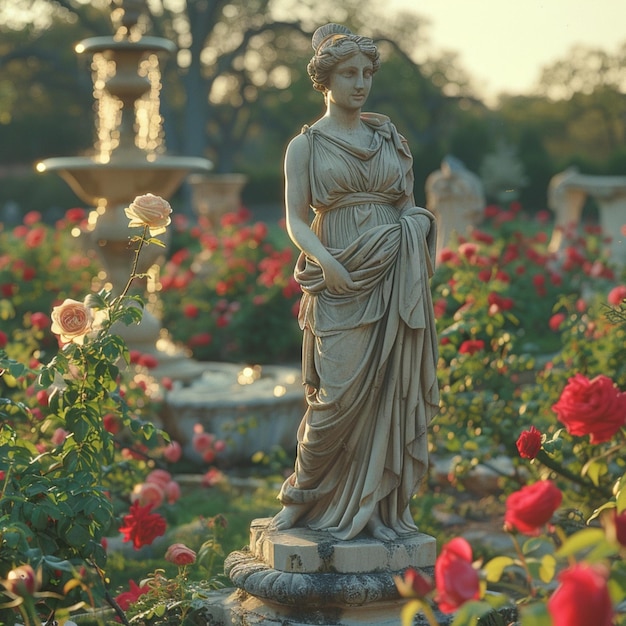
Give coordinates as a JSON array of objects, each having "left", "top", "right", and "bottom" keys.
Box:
[{"left": 284, "top": 134, "right": 355, "bottom": 294}]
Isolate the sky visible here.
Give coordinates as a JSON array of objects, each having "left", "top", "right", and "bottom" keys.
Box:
[{"left": 387, "top": 0, "right": 626, "bottom": 102}]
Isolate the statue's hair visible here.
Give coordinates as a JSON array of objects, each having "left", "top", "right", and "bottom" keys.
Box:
[{"left": 307, "top": 23, "right": 380, "bottom": 94}]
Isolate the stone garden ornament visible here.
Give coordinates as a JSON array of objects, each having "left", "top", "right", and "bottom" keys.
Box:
[{"left": 272, "top": 23, "right": 440, "bottom": 543}]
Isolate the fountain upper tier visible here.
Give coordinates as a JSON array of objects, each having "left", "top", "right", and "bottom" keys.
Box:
[
  {"left": 37, "top": 155, "right": 212, "bottom": 207},
  {"left": 37, "top": 27, "right": 212, "bottom": 206}
]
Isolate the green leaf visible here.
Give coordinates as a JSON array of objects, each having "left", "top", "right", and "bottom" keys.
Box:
[
  {"left": 538, "top": 554, "right": 556, "bottom": 583},
  {"left": 582, "top": 458, "right": 608, "bottom": 486},
  {"left": 65, "top": 523, "right": 91, "bottom": 548},
  {"left": 617, "top": 480, "right": 626, "bottom": 513},
  {"left": 400, "top": 600, "right": 423, "bottom": 626},
  {"left": 556, "top": 527, "right": 605, "bottom": 558},
  {"left": 38, "top": 366, "right": 55, "bottom": 388},
  {"left": 483, "top": 556, "right": 515, "bottom": 583}
]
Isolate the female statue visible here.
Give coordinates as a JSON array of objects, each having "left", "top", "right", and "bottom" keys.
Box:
[{"left": 272, "top": 23, "right": 440, "bottom": 542}]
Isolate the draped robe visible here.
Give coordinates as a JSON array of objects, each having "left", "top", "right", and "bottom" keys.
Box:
[{"left": 278, "top": 113, "right": 440, "bottom": 540}]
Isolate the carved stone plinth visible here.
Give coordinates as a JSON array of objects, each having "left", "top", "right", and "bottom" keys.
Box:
[{"left": 220, "top": 517, "right": 437, "bottom": 625}]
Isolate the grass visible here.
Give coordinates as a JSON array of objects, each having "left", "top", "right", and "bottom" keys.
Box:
[{"left": 105, "top": 471, "right": 455, "bottom": 595}]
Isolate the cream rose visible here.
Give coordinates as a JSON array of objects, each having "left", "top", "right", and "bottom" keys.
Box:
[
  {"left": 50, "top": 299, "right": 93, "bottom": 344},
  {"left": 50, "top": 298, "right": 107, "bottom": 344},
  {"left": 124, "top": 193, "right": 172, "bottom": 236}
]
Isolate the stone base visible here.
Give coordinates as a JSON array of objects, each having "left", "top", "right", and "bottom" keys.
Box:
[
  {"left": 222, "top": 592, "right": 426, "bottom": 625},
  {"left": 224, "top": 518, "right": 436, "bottom": 610}
]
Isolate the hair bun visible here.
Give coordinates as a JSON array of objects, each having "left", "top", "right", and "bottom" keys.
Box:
[{"left": 311, "top": 23, "right": 352, "bottom": 51}]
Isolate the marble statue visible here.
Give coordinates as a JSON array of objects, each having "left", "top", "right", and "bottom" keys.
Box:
[
  {"left": 272, "top": 23, "right": 440, "bottom": 542},
  {"left": 425, "top": 155, "right": 485, "bottom": 252}
]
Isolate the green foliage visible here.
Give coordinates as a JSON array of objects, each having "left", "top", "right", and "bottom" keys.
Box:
[
  {"left": 431, "top": 205, "right": 616, "bottom": 481},
  {"left": 0, "top": 226, "right": 170, "bottom": 623}
]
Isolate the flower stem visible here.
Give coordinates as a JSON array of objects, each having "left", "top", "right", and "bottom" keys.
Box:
[
  {"left": 536, "top": 450, "right": 612, "bottom": 500},
  {"left": 119, "top": 226, "right": 149, "bottom": 299},
  {"left": 421, "top": 602, "right": 442, "bottom": 626},
  {"left": 510, "top": 533, "right": 536, "bottom": 598}
]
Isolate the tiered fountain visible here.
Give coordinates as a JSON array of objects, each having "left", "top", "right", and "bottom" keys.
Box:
[
  {"left": 36, "top": 0, "right": 211, "bottom": 374},
  {"left": 36, "top": 0, "right": 304, "bottom": 460}
]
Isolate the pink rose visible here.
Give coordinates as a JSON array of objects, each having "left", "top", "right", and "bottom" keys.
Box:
[
  {"left": 552, "top": 373, "right": 626, "bottom": 444},
  {"left": 5, "top": 565, "right": 39, "bottom": 597},
  {"left": 164, "top": 543, "right": 196, "bottom": 566},
  {"left": 131, "top": 481, "right": 165, "bottom": 509},
  {"left": 193, "top": 431, "right": 215, "bottom": 453},
  {"left": 164, "top": 480, "right": 181, "bottom": 505},
  {"left": 504, "top": 480, "right": 562, "bottom": 535},
  {"left": 163, "top": 440, "right": 182, "bottom": 463},
  {"left": 51, "top": 428, "right": 69, "bottom": 446},
  {"left": 145, "top": 469, "right": 173, "bottom": 487},
  {"left": 124, "top": 193, "right": 172, "bottom": 236},
  {"left": 607, "top": 285, "right": 626, "bottom": 306}
]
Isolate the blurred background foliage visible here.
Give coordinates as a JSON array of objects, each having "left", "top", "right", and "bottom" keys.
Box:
[{"left": 0, "top": 0, "right": 625, "bottom": 216}]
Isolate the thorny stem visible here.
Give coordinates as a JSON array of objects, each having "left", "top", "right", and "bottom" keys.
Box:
[
  {"left": 105, "top": 588, "right": 131, "bottom": 626},
  {"left": 535, "top": 450, "right": 612, "bottom": 500},
  {"left": 510, "top": 533, "right": 537, "bottom": 598},
  {"left": 119, "top": 225, "right": 149, "bottom": 300}
]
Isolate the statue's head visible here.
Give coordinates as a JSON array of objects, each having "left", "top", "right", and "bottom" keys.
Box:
[{"left": 307, "top": 23, "right": 380, "bottom": 95}]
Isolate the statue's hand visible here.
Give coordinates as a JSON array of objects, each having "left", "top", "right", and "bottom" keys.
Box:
[{"left": 322, "top": 259, "right": 356, "bottom": 295}]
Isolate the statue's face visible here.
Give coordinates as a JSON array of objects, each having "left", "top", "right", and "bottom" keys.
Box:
[{"left": 326, "top": 52, "right": 373, "bottom": 111}]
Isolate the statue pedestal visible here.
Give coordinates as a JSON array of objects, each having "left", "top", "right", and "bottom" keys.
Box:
[{"left": 220, "top": 518, "right": 438, "bottom": 625}]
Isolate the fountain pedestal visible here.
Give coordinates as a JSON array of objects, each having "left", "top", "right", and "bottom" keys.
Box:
[{"left": 36, "top": 0, "right": 212, "bottom": 376}]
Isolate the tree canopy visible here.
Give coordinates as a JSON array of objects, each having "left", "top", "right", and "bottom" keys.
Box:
[{"left": 0, "top": 0, "right": 624, "bottom": 213}]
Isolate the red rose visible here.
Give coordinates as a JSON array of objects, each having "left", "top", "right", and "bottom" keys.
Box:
[
  {"left": 607, "top": 285, "right": 626, "bottom": 306},
  {"left": 504, "top": 480, "right": 562, "bottom": 535},
  {"left": 137, "top": 353, "right": 159, "bottom": 369},
  {"left": 549, "top": 313, "right": 566, "bottom": 332},
  {"left": 547, "top": 564, "right": 613, "bottom": 626},
  {"left": 30, "top": 312, "right": 50, "bottom": 330},
  {"left": 184, "top": 303, "right": 199, "bottom": 318},
  {"left": 164, "top": 543, "right": 197, "bottom": 566},
  {"left": 118, "top": 501, "right": 166, "bottom": 550},
  {"left": 552, "top": 373, "right": 626, "bottom": 444},
  {"left": 458, "top": 339, "right": 485, "bottom": 356},
  {"left": 395, "top": 566, "right": 434, "bottom": 599},
  {"left": 0, "top": 331, "right": 7, "bottom": 348},
  {"left": 516, "top": 425, "right": 542, "bottom": 459},
  {"left": 434, "top": 538, "right": 480, "bottom": 613},
  {"left": 163, "top": 440, "right": 182, "bottom": 463},
  {"left": 115, "top": 579, "right": 150, "bottom": 610},
  {"left": 103, "top": 413, "right": 120, "bottom": 434},
  {"left": 65, "top": 207, "right": 86, "bottom": 223}
]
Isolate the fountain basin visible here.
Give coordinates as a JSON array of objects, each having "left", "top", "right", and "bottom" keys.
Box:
[
  {"left": 37, "top": 156, "right": 212, "bottom": 206},
  {"left": 160, "top": 362, "right": 304, "bottom": 466}
]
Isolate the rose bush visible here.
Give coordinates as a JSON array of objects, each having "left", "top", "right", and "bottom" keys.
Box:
[{"left": 0, "top": 197, "right": 229, "bottom": 624}]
